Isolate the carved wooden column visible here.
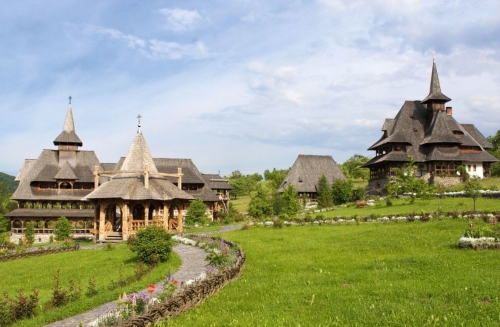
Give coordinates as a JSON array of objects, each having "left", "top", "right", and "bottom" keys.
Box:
[
  {"left": 163, "top": 203, "right": 169, "bottom": 230},
  {"left": 98, "top": 204, "right": 106, "bottom": 241},
  {"left": 144, "top": 204, "right": 149, "bottom": 226},
  {"left": 177, "top": 204, "right": 183, "bottom": 232},
  {"left": 121, "top": 203, "right": 129, "bottom": 240}
]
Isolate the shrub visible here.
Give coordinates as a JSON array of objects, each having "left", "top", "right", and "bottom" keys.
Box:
[
  {"left": 24, "top": 221, "right": 35, "bottom": 245},
  {"left": 273, "top": 218, "right": 284, "bottom": 229},
  {"left": 128, "top": 225, "right": 173, "bottom": 264},
  {"left": 185, "top": 198, "right": 209, "bottom": 225},
  {"left": 332, "top": 179, "right": 353, "bottom": 205},
  {"left": 352, "top": 187, "right": 365, "bottom": 201},
  {"left": 54, "top": 216, "right": 72, "bottom": 241}
]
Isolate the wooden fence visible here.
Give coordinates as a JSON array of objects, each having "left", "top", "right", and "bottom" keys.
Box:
[
  {"left": 0, "top": 245, "right": 79, "bottom": 263},
  {"left": 114, "top": 239, "right": 245, "bottom": 327}
]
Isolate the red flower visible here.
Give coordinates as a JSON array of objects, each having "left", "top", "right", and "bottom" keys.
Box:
[
  {"left": 148, "top": 284, "right": 155, "bottom": 294},
  {"left": 173, "top": 280, "right": 178, "bottom": 285}
]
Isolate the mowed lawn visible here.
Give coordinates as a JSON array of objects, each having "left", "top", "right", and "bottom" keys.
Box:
[
  {"left": 0, "top": 244, "right": 181, "bottom": 327},
  {"left": 162, "top": 220, "right": 500, "bottom": 326}
]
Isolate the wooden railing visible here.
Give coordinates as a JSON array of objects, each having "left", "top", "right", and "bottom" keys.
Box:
[{"left": 10, "top": 228, "right": 92, "bottom": 235}]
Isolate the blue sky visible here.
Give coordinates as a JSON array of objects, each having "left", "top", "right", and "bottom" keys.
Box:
[{"left": 1, "top": 0, "right": 500, "bottom": 177}]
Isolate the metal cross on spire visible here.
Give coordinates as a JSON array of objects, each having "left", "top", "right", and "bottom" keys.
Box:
[
  {"left": 432, "top": 50, "right": 435, "bottom": 62},
  {"left": 137, "top": 114, "right": 142, "bottom": 133},
  {"left": 68, "top": 96, "right": 72, "bottom": 105}
]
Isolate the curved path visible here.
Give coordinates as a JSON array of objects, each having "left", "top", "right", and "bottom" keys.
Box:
[{"left": 44, "top": 244, "right": 208, "bottom": 327}]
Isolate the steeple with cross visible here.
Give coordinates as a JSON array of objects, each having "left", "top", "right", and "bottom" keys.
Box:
[
  {"left": 137, "top": 114, "right": 142, "bottom": 133},
  {"left": 68, "top": 96, "right": 72, "bottom": 105}
]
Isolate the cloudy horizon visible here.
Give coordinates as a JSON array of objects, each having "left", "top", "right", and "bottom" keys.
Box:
[{"left": 1, "top": 0, "right": 500, "bottom": 177}]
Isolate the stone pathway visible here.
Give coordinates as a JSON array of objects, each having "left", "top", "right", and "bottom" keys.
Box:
[
  {"left": 44, "top": 244, "right": 208, "bottom": 327},
  {"left": 43, "top": 224, "right": 242, "bottom": 327}
]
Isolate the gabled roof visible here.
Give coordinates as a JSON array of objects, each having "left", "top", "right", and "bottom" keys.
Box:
[
  {"left": 422, "top": 61, "right": 451, "bottom": 104},
  {"left": 154, "top": 158, "right": 220, "bottom": 202},
  {"left": 202, "top": 174, "right": 233, "bottom": 190},
  {"left": 53, "top": 105, "right": 83, "bottom": 146},
  {"left": 278, "top": 155, "right": 345, "bottom": 193},
  {"left": 461, "top": 124, "right": 493, "bottom": 149}
]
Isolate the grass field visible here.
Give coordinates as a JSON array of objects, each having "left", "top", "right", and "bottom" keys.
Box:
[
  {"left": 1, "top": 244, "right": 181, "bottom": 327},
  {"left": 311, "top": 196, "right": 500, "bottom": 219},
  {"left": 160, "top": 220, "right": 500, "bottom": 326}
]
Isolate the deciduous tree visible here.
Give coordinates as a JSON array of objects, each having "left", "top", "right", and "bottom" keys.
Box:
[
  {"left": 54, "top": 216, "right": 72, "bottom": 241},
  {"left": 332, "top": 179, "right": 353, "bottom": 205},
  {"left": 186, "top": 198, "right": 208, "bottom": 224},
  {"left": 384, "top": 156, "right": 432, "bottom": 203},
  {"left": 340, "top": 154, "right": 370, "bottom": 180},
  {"left": 463, "top": 178, "right": 482, "bottom": 212},
  {"left": 248, "top": 184, "right": 273, "bottom": 218}
]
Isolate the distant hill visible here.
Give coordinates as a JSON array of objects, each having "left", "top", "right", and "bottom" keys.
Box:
[{"left": 0, "top": 172, "right": 18, "bottom": 193}]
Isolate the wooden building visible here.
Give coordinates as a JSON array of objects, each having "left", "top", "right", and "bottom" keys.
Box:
[
  {"left": 7, "top": 106, "right": 231, "bottom": 242},
  {"left": 278, "top": 155, "right": 345, "bottom": 201},
  {"left": 364, "top": 61, "right": 498, "bottom": 192}
]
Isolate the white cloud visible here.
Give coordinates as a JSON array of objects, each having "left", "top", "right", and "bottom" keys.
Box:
[
  {"left": 148, "top": 39, "right": 209, "bottom": 60},
  {"left": 84, "top": 25, "right": 146, "bottom": 49},
  {"left": 83, "top": 24, "right": 209, "bottom": 60},
  {"left": 246, "top": 61, "right": 302, "bottom": 103},
  {"left": 158, "top": 8, "right": 205, "bottom": 31}
]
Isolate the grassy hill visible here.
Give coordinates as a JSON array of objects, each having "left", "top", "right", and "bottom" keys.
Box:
[{"left": 0, "top": 172, "right": 18, "bottom": 193}]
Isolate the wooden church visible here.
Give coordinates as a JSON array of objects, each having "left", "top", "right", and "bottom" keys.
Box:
[
  {"left": 363, "top": 61, "right": 498, "bottom": 193},
  {"left": 6, "top": 106, "right": 231, "bottom": 243}
]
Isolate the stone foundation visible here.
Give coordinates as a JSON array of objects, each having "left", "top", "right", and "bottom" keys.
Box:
[
  {"left": 10, "top": 233, "right": 93, "bottom": 244},
  {"left": 367, "top": 179, "right": 389, "bottom": 195},
  {"left": 430, "top": 176, "right": 462, "bottom": 187}
]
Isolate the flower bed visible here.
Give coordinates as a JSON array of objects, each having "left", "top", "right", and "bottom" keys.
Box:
[
  {"left": 96, "top": 235, "right": 245, "bottom": 327},
  {"left": 458, "top": 222, "right": 500, "bottom": 250}
]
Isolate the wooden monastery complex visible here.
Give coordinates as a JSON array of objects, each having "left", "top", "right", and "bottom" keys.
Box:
[
  {"left": 6, "top": 109, "right": 232, "bottom": 243},
  {"left": 363, "top": 61, "right": 498, "bottom": 192}
]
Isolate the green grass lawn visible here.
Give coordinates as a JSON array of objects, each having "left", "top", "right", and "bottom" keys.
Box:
[
  {"left": 1, "top": 244, "right": 181, "bottom": 327},
  {"left": 230, "top": 195, "right": 251, "bottom": 213},
  {"left": 160, "top": 220, "right": 500, "bottom": 326},
  {"left": 307, "top": 196, "right": 500, "bottom": 219}
]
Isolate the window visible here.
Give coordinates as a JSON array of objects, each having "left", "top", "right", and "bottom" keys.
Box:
[
  {"left": 473, "top": 165, "right": 477, "bottom": 172},
  {"left": 467, "top": 165, "right": 471, "bottom": 172}
]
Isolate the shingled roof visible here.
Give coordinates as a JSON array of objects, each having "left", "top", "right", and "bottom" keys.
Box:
[
  {"left": 422, "top": 61, "right": 451, "bottom": 104},
  {"left": 53, "top": 105, "right": 83, "bottom": 146},
  {"left": 84, "top": 132, "right": 193, "bottom": 201},
  {"left": 365, "top": 60, "right": 498, "bottom": 169},
  {"left": 12, "top": 150, "right": 102, "bottom": 201},
  {"left": 202, "top": 174, "right": 233, "bottom": 191},
  {"left": 278, "top": 155, "right": 345, "bottom": 193},
  {"left": 154, "top": 158, "right": 220, "bottom": 202}
]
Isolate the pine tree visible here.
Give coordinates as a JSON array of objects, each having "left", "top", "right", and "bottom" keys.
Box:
[{"left": 317, "top": 175, "right": 333, "bottom": 209}]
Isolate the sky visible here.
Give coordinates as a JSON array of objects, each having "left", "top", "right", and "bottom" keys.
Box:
[{"left": 1, "top": 0, "right": 500, "bottom": 177}]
